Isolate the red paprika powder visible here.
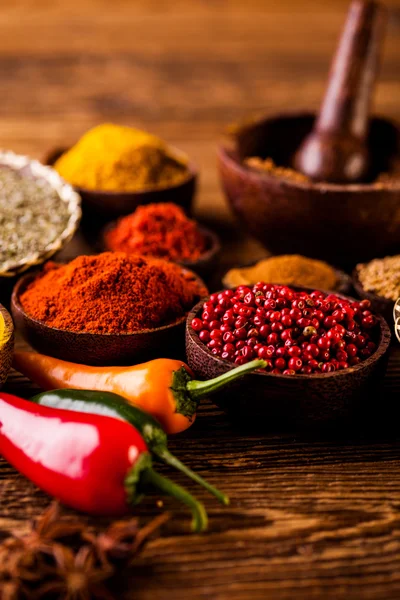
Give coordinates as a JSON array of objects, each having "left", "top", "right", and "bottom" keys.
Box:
[
  {"left": 20, "top": 253, "right": 207, "bottom": 334},
  {"left": 104, "top": 203, "right": 207, "bottom": 262}
]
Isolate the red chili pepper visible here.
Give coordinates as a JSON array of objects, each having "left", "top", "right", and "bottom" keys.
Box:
[{"left": 0, "top": 393, "right": 207, "bottom": 532}]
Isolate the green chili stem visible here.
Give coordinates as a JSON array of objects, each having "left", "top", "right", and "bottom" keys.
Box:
[
  {"left": 154, "top": 447, "right": 229, "bottom": 506},
  {"left": 141, "top": 468, "right": 208, "bottom": 533},
  {"left": 186, "top": 359, "right": 266, "bottom": 400}
]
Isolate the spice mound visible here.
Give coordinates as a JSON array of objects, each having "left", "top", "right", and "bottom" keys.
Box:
[
  {"left": 54, "top": 123, "right": 189, "bottom": 192},
  {"left": 191, "top": 284, "right": 379, "bottom": 375},
  {"left": 244, "top": 157, "right": 310, "bottom": 183},
  {"left": 224, "top": 255, "right": 338, "bottom": 291},
  {"left": 105, "top": 202, "right": 208, "bottom": 262},
  {"left": 20, "top": 252, "right": 207, "bottom": 334},
  {"left": 356, "top": 255, "right": 400, "bottom": 301},
  {"left": 0, "top": 166, "right": 72, "bottom": 272}
]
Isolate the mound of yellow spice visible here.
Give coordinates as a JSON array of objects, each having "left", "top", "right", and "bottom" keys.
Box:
[
  {"left": 54, "top": 124, "right": 189, "bottom": 192},
  {"left": 224, "top": 255, "right": 338, "bottom": 291}
]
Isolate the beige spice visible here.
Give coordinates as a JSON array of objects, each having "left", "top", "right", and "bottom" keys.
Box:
[{"left": 357, "top": 255, "right": 400, "bottom": 301}]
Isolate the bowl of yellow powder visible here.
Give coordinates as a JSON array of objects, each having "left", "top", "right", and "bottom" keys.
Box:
[
  {"left": 0, "top": 304, "right": 14, "bottom": 388},
  {"left": 223, "top": 255, "right": 351, "bottom": 294},
  {"left": 47, "top": 123, "right": 197, "bottom": 220}
]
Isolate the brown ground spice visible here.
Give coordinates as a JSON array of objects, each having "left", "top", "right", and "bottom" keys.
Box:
[
  {"left": 224, "top": 254, "right": 337, "bottom": 290},
  {"left": 244, "top": 157, "right": 310, "bottom": 183}
]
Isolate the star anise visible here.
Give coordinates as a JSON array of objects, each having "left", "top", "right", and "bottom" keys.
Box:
[
  {"left": 0, "top": 578, "right": 29, "bottom": 600},
  {"left": 22, "top": 502, "right": 87, "bottom": 552},
  {"left": 0, "top": 503, "right": 169, "bottom": 599},
  {"left": 83, "top": 512, "right": 170, "bottom": 565},
  {"left": 31, "top": 544, "right": 115, "bottom": 600}
]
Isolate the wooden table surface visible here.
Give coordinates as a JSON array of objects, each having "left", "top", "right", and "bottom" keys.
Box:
[{"left": 2, "top": 1, "right": 400, "bottom": 598}]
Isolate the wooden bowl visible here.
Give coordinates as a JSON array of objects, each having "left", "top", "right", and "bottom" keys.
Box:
[
  {"left": 45, "top": 147, "right": 197, "bottom": 221},
  {"left": 393, "top": 299, "right": 400, "bottom": 342},
  {"left": 12, "top": 270, "right": 207, "bottom": 366},
  {"left": 0, "top": 150, "right": 81, "bottom": 278},
  {"left": 102, "top": 223, "right": 221, "bottom": 279},
  {"left": 222, "top": 262, "right": 352, "bottom": 295},
  {"left": 185, "top": 289, "right": 391, "bottom": 429},
  {"left": 352, "top": 267, "right": 395, "bottom": 326},
  {"left": 218, "top": 112, "right": 400, "bottom": 267},
  {"left": 0, "top": 304, "right": 14, "bottom": 388}
]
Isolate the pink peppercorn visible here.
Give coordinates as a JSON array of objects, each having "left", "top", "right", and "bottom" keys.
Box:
[{"left": 191, "top": 284, "right": 379, "bottom": 376}]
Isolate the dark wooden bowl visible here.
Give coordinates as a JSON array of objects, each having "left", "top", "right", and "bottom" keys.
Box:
[
  {"left": 102, "top": 223, "right": 221, "bottom": 279},
  {"left": 12, "top": 270, "right": 207, "bottom": 366},
  {"left": 45, "top": 146, "right": 197, "bottom": 221},
  {"left": 222, "top": 263, "right": 352, "bottom": 295},
  {"left": 185, "top": 289, "right": 391, "bottom": 429},
  {"left": 218, "top": 112, "right": 400, "bottom": 267},
  {"left": 352, "top": 267, "right": 395, "bottom": 327}
]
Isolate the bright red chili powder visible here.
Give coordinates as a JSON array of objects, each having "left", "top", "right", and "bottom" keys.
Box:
[
  {"left": 104, "top": 202, "right": 207, "bottom": 262},
  {"left": 20, "top": 252, "right": 207, "bottom": 334}
]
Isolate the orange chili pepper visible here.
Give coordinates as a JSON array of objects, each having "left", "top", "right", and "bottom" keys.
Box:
[{"left": 13, "top": 352, "right": 265, "bottom": 434}]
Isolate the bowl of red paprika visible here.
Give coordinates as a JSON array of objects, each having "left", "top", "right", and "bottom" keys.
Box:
[
  {"left": 185, "top": 284, "right": 391, "bottom": 429},
  {"left": 102, "top": 202, "right": 221, "bottom": 279},
  {"left": 11, "top": 253, "right": 208, "bottom": 366}
]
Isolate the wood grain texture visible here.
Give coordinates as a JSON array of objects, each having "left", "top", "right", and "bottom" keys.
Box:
[{"left": 1, "top": 1, "right": 400, "bottom": 598}]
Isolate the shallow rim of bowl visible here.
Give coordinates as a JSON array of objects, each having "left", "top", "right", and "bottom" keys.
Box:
[
  {"left": 0, "top": 150, "right": 82, "bottom": 278},
  {"left": 46, "top": 145, "right": 198, "bottom": 197},
  {"left": 219, "top": 110, "right": 400, "bottom": 193},
  {"left": 179, "top": 226, "right": 221, "bottom": 270},
  {"left": 13, "top": 267, "right": 207, "bottom": 338},
  {"left": 102, "top": 222, "right": 221, "bottom": 269},
  {"left": 186, "top": 287, "right": 391, "bottom": 380},
  {"left": 222, "top": 261, "right": 352, "bottom": 295}
]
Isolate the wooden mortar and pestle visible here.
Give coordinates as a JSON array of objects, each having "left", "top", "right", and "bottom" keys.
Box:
[{"left": 218, "top": 0, "right": 400, "bottom": 266}]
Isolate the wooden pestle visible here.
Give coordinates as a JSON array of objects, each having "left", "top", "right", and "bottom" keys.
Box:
[{"left": 294, "top": 0, "right": 387, "bottom": 183}]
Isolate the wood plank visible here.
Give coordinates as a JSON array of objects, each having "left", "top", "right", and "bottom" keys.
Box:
[{"left": 1, "top": 1, "right": 400, "bottom": 598}]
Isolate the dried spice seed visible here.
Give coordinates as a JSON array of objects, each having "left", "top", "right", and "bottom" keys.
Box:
[
  {"left": 0, "top": 502, "right": 169, "bottom": 599},
  {"left": 0, "top": 166, "right": 71, "bottom": 272},
  {"left": 357, "top": 255, "right": 400, "bottom": 301},
  {"left": 192, "top": 284, "right": 379, "bottom": 375}
]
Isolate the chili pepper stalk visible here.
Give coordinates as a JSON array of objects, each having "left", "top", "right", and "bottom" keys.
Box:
[
  {"left": 31, "top": 389, "right": 229, "bottom": 505},
  {"left": 14, "top": 352, "right": 266, "bottom": 434},
  {"left": 0, "top": 393, "right": 207, "bottom": 532},
  {"left": 170, "top": 359, "right": 267, "bottom": 419}
]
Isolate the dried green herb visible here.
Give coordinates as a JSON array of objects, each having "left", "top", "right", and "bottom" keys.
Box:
[{"left": 0, "top": 166, "right": 71, "bottom": 271}]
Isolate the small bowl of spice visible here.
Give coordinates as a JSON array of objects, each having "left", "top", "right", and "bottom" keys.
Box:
[
  {"left": 223, "top": 254, "right": 351, "bottom": 294},
  {"left": 186, "top": 284, "right": 390, "bottom": 428},
  {"left": 103, "top": 202, "right": 220, "bottom": 277},
  {"left": 46, "top": 123, "right": 197, "bottom": 220},
  {"left": 0, "top": 304, "right": 14, "bottom": 389},
  {"left": 12, "top": 252, "right": 208, "bottom": 365},
  {"left": 353, "top": 255, "right": 400, "bottom": 326},
  {"left": 0, "top": 150, "right": 81, "bottom": 279}
]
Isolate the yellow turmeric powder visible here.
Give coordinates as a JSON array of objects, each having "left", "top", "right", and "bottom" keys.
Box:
[
  {"left": 54, "top": 123, "right": 189, "bottom": 192},
  {"left": 224, "top": 255, "right": 338, "bottom": 290}
]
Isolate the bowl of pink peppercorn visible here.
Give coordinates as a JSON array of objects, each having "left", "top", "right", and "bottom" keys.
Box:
[{"left": 185, "top": 284, "right": 391, "bottom": 428}]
